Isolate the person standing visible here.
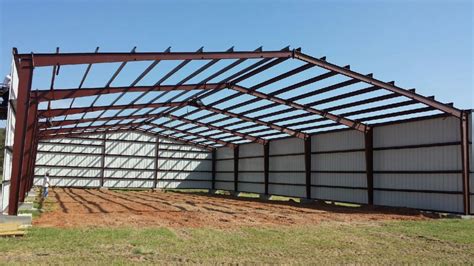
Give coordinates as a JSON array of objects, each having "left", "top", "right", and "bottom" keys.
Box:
[{"left": 42, "top": 172, "right": 50, "bottom": 198}]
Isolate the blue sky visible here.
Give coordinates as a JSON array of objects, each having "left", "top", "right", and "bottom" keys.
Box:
[{"left": 0, "top": 0, "right": 472, "bottom": 129}]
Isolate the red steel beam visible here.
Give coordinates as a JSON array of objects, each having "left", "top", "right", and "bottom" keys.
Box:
[
  {"left": 16, "top": 50, "right": 294, "bottom": 67},
  {"left": 38, "top": 101, "right": 188, "bottom": 118},
  {"left": 365, "top": 128, "right": 374, "bottom": 205},
  {"left": 40, "top": 126, "right": 137, "bottom": 140},
  {"left": 33, "top": 83, "right": 223, "bottom": 102},
  {"left": 190, "top": 102, "right": 308, "bottom": 139},
  {"left": 39, "top": 122, "right": 143, "bottom": 137},
  {"left": 135, "top": 128, "right": 213, "bottom": 151},
  {"left": 230, "top": 84, "right": 370, "bottom": 133},
  {"left": 19, "top": 101, "right": 38, "bottom": 203},
  {"left": 294, "top": 50, "right": 462, "bottom": 118},
  {"left": 460, "top": 111, "right": 471, "bottom": 215},
  {"left": 8, "top": 57, "right": 33, "bottom": 215}
]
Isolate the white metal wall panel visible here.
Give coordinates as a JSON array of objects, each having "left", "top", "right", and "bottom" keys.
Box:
[
  {"left": 215, "top": 181, "right": 234, "bottom": 190},
  {"left": 105, "top": 156, "right": 154, "bottom": 169},
  {"left": 106, "top": 141, "right": 155, "bottom": 157},
  {"left": 373, "top": 116, "right": 460, "bottom": 147},
  {"left": 107, "top": 131, "right": 154, "bottom": 142},
  {"left": 312, "top": 152, "right": 365, "bottom": 171},
  {"left": 269, "top": 155, "right": 304, "bottom": 171},
  {"left": 45, "top": 138, "right": 102, "bottom": 146},
  {"left": 374, "top": 191, "right": 463, "bottom": 213},
  {"left": 157, "top": 181, "right": 211, "bottom": 189},
  {"left": 239, "top": 143, "right": 263, "bottom": 157},
  {"left": 374, "top": 146, "right": 460, "bottom": 171},
  {"left": 312, "top": 173, "right": 366, "bottom": 187},
  {"left": 238, "top": 172, "right": 264, "bottom": 183},
  {"left": 37, "top": 153, "right": 101, "bottom": 167},
  {"left": 104, "top": 180, "right": 154, "bottom": 188},
  {"left": 158, "top": 159, "right": 211, "bottom": 171},
  {"left": 35, "top": 166, "right": 101, "bottom": 178},
  {"left": 239, "top": 158, "right": 264, "bottom": 171},
  {"left": 159, "top": 151, "right": 210, "bottom": 160},
  {"left": 215, "top": 173, "right": 233, "bottom": 181},
  {"left": 159, "top": 172, "right": 211, "bottom": 180},
  {"left": 38, "top": 143, "right": 102, "bottom": 154},
  {"left": 374, "top": 173, "right": 462, "bottom": 191},
  {"left": 216, "top": 147, "right": 234, "bottom": 159},
  {"left": 269, "top": 172, "right": 305, "bottom": 185},
  {"left": 159, "top": 143, "right": 204, "bottom": 152},
  {"left": 312, "top": 130, "right": 364, "bottom": 151},
  {"left": 269, "top": 184, "right": 305, "bottom": 198},
  {"left": 312, "top": 187, "right": 368, "bottom": 204},
  {"left": 34, "top": 178, "right": 100, "bottom": 187},
  {"left": 104, "top": 169, "right": 154, "bottom": 179},
  {"left": 1, "top": 60, "right": 18, "bottom": 213},
  {"left": 216, "top": 160, "right": 233, "bottom": 172},
  {"left": 238, "top": 183, "right": 264, "bottom": 194},
  {"left": 269, "top": 138, "right": 303, "bottom": 155}
]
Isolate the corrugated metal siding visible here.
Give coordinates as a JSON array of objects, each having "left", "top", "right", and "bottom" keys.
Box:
[
  {"left": 239, "top": 143, "right": 263, "bottom": 157},
  {"left": 312, "top": 152, "right": 365, "bottom": 171},
  {"left": 374, "top": 191, "right": 463, "bottom": 213},
  {"left": 33, "top": 131, "right": 212, "bottom": 189},
  {"left": 269, "top": 138, "right": 303, "bottom": 155},
  {"left": 312, "top": 187, "right": 367, "bottom": 203},
  {"left": 312, "top": 130, "right": 364, "bottom": 151}
]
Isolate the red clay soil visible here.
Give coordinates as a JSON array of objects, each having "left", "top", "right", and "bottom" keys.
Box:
[{"left": 33, "top": 188, "right": 432, "bottom": 229}]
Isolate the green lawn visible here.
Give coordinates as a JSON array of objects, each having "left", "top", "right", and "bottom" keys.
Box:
[{"left": 0, "top": 219, "right": 473, "bottom": 264}]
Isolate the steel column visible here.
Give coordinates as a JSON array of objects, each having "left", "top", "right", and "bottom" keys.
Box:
[
  {"left": 19, "top": 101, "right": 38, "bottom": 202},
  {"left": 211, "top": 149, "right": 216, "bottom": 190},
  {"left": 365, "top": 128, "right": 374, "bottom": 205},
  {"left": 154, "top": 136, "right": 159, "bottom": 188},
  {"left": 460, "top": 111, "right": 471, "bottom": 214},
  {"left": 100, "top": 133, "right": 106, "bottom": 187},
  {"left": 304, "top": 137, "right": 312, "bottom": 199},
  {"left": 8, "top": 62, "right": 33, "bottom": 215},
  {"left": 264, "top": 142, "right": 270, "bottom": 195},
  {"left": 234, "top": 146, "right": 239, "bottom": 192}
]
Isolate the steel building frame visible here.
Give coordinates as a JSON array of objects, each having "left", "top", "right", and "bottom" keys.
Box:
[{"left": 6, "top": 46, "right": 470, "bottom": 215}]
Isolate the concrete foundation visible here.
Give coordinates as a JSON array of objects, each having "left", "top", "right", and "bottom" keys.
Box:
[
  {"left": 18, "top": 202, "right": 34, "bottom": 211},
  {"left": 0, "top": 213, "right": 32, "bottom": 225},
  {"left": 300, "top": 198, "right": 314, "bottom": 204},
  {"left": 259, "top": 194, "right": 271, "bottom": 200}
]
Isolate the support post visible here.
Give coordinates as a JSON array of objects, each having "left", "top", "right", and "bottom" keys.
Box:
[
  {"left": 264, "top": 142, "right": 270, "bottom": 195},
  {"left": 100, "top": 133, "right": 106, "bottom": 187},
  {"left": 154, "top": 136, "right": 159, "bottom": 188},
  {"left": 304, "top": 137, "right": 312, "bottom": 199},
  {"left": 365, "top": 128, "right": 374, "bottom": 205},
  {"left": 211, "top": 149, "right": 216, "bottom": 190},
  {"left": 19, "top": 101, "right": 38, "bottom": 202},
  {"left": 234, "top": 145, "right": 239, "bottom": 193},
  {"left": 460, "top": 111, "right": 471, "bottom": 215},
  {"left": 8, "top": 65, "right": 33, "bottom": 215}
]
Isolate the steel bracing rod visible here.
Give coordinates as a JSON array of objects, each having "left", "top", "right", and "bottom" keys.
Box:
[
  {"left": 219, "top": 83, "right": 395, "bottom": 136},
  {"left": 201, "top": 75, "right": 381, "bottom": 136},
  {"left": 154, "top": 46, "right": 267, "bottom": 119},
  {"left": 190, "top": 102, "right": 308, "bottom": 139},
  {"left": 79, "top": 47, "right": 202, "bottom": 136},
  {"left": 15, "top": 50, "right": 294, "bottom": 67},
  {"left": 243, "top": 98, "right": 421, "bottom": 136},
  {"left": 32, "top": 83, "right": 223, "bottom": 102},
  {"left": 52, "top": 46, "right": 137, "bottom": 135},
  {"left": 198, "top": 73, "right": 367, "bottom": 135},
  {"left": 47, "top": 47, "right": 60, "bottom": 111},
  {"left": 63, "top": 47, "right": 100, "bottom": 122},
  {"left": 293, "top": 50, "right": 462, "bottom": 117},
  {"left": 145, "top": 121, "right": 236, "bottom": 148},
  {"left": 153, "top": 46, "right": 291, "bottom": 131},
  {"left": 229, "top": 84, "right": 370, "bottom": 133},
  {"left": 38, "top": 101, "right": 187, "bottom": 118},
  {"left": 139, "top": 49, "right": 291, "bottom": 132},
  {"left": 37, "top": 107, "right": 266, "bottom": 145},
  {"left": 122, "top": 47, "right": 230, "bottom": 127},
  {"left": 84, "top": 46, "right": 196, "bottom": 134},
  {"left": 40, "top": 127, "right": 134, "bottom": 140},
  {"left": 71, "top": 46, "right": 162, "bottom": 133},
  {"left": 163, "top": 67, "right": 345, "bottom": 135}
]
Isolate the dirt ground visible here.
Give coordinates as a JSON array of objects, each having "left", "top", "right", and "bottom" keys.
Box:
[{"left": 34, "top": 188, "right": 433, "bottom": 228}]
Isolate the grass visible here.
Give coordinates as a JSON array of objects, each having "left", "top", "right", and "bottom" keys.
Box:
[{"left": 0, "top": 219, "right": 473, "bottom": 264}]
